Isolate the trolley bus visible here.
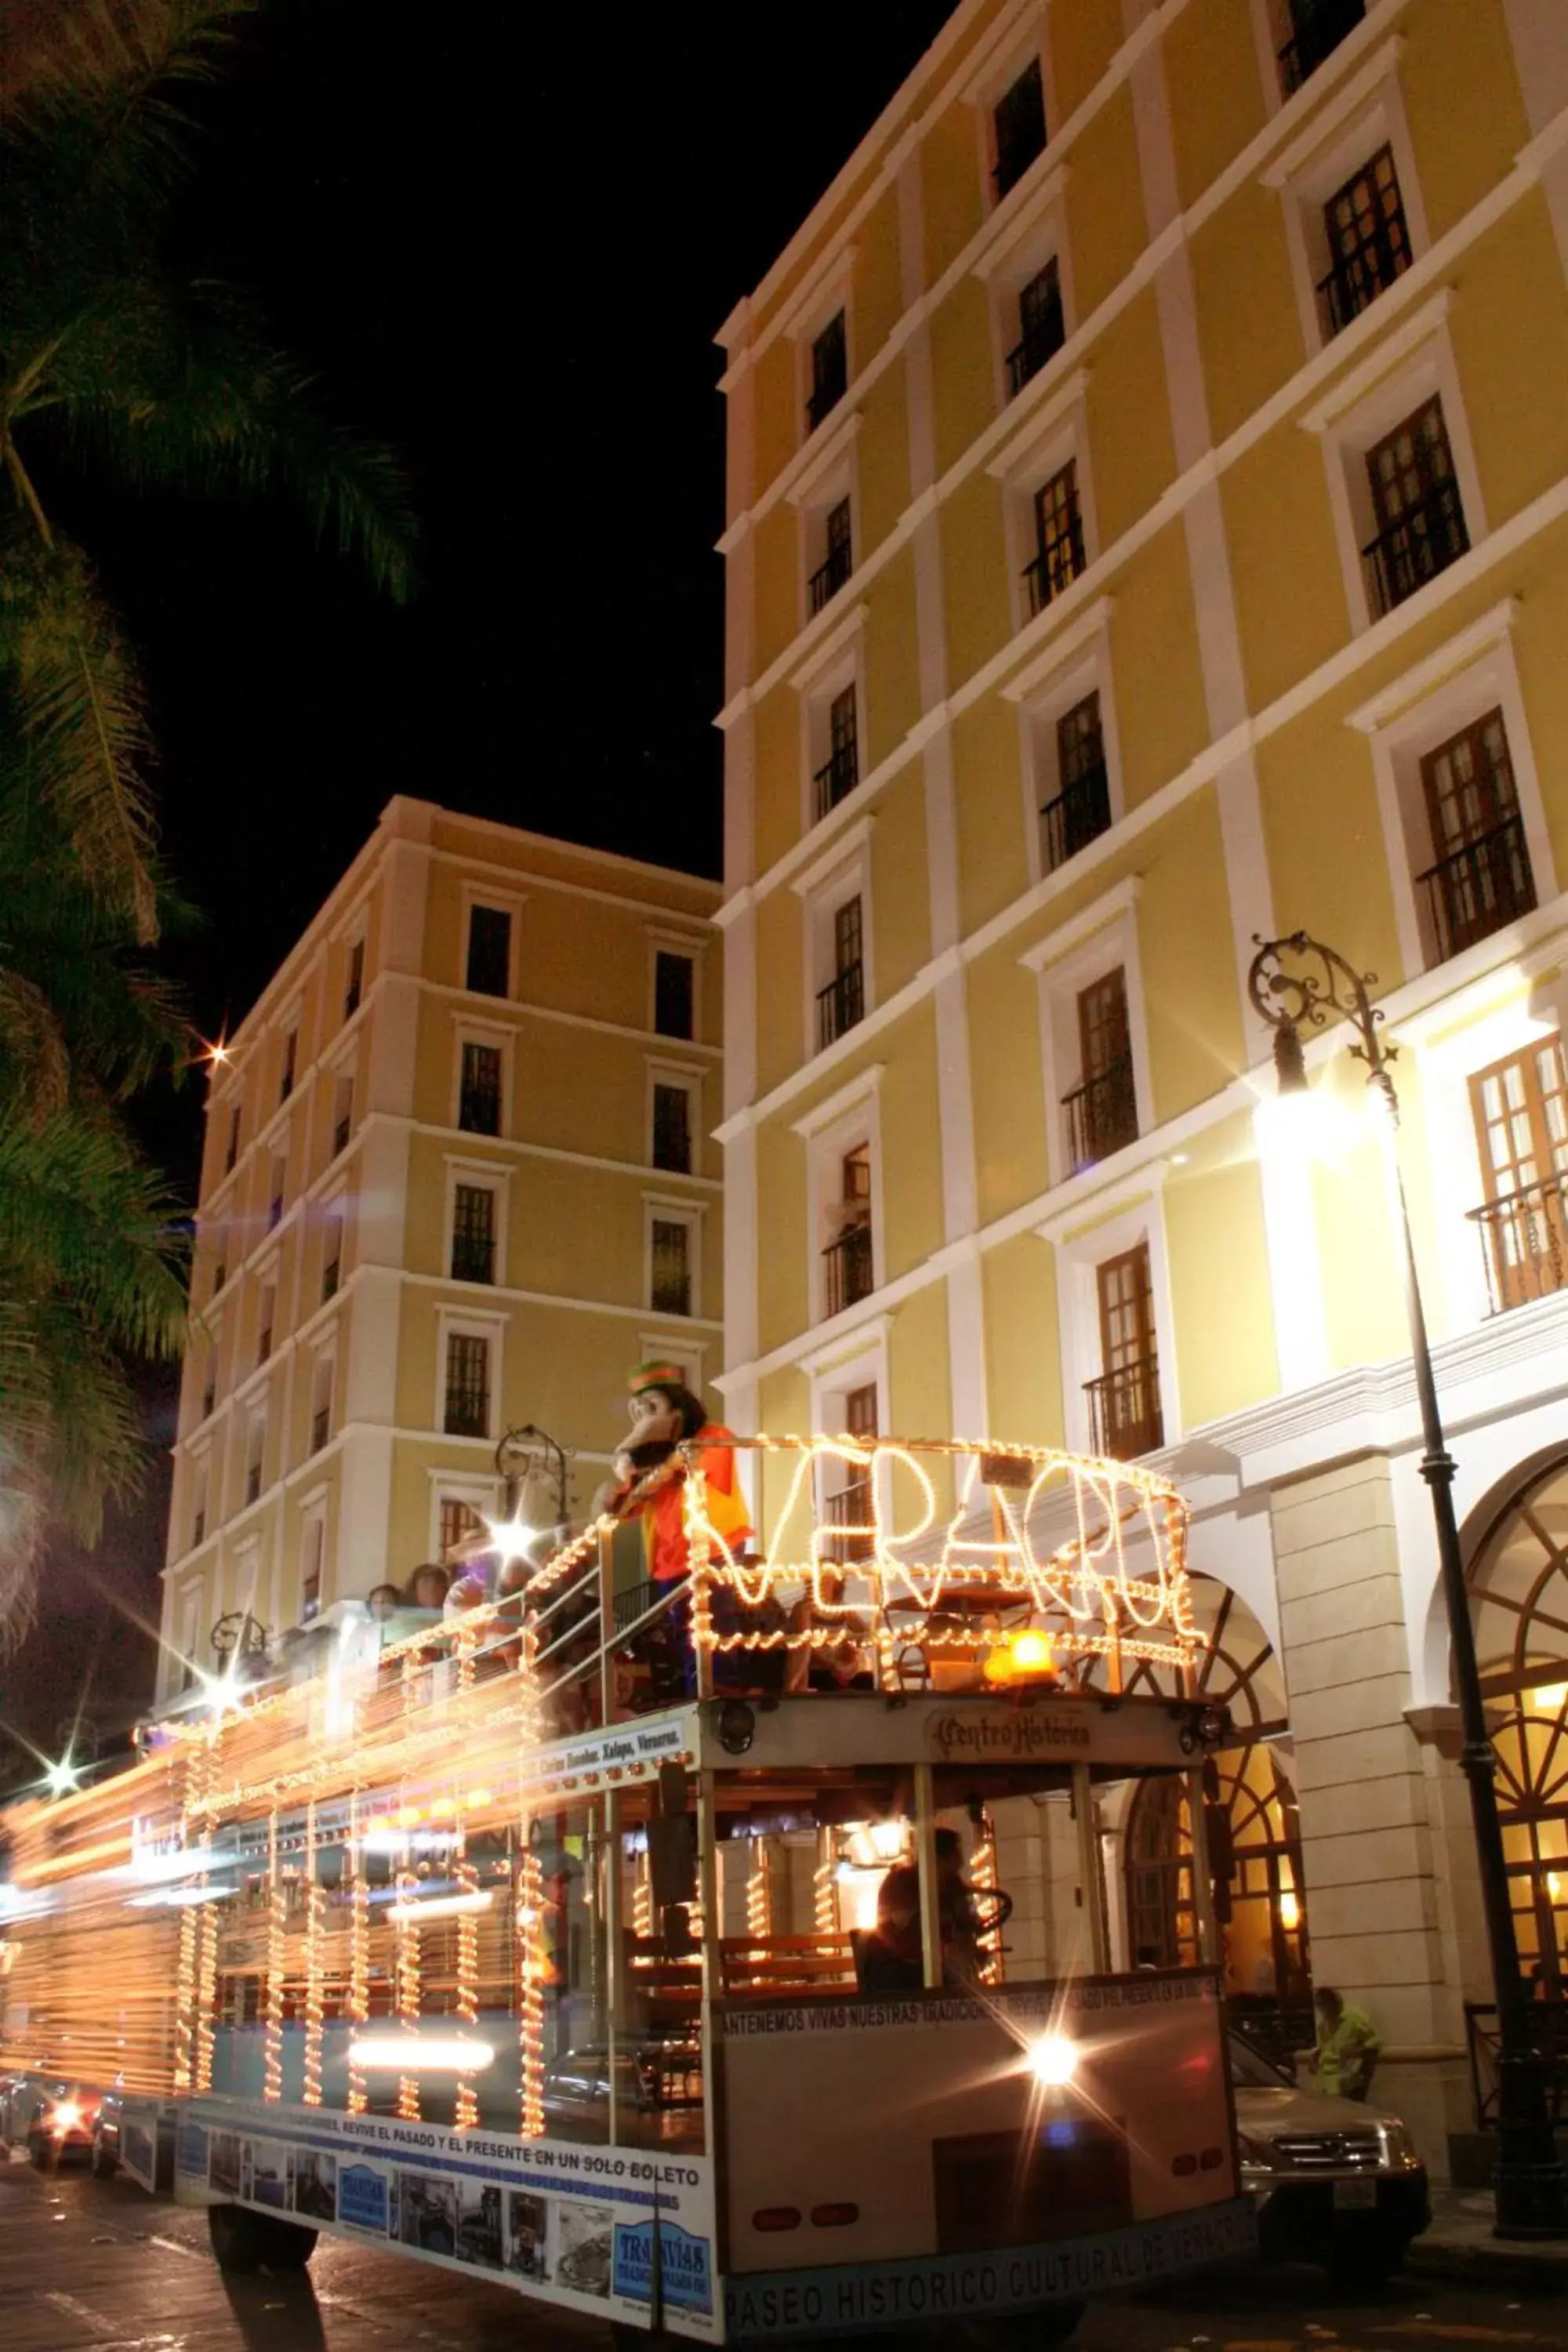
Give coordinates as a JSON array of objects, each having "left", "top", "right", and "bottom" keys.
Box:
[{"left": 0, "top": 1433, "right": 1253, "bottom": 2343}]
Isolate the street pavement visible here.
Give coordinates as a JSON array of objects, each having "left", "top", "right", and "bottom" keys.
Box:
[{"left": 4, "top": 2155, "right": 1567, "bottom": 2352}]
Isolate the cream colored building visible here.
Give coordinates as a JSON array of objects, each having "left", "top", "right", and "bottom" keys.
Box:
[
  {"left": 717, "top": 0, "right": 1568, "bottom": 2167},
  {"left": 158, "top": 797, "right": 720, "bottom": 1696}
]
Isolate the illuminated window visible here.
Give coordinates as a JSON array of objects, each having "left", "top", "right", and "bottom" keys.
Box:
[
  {"left": 1468, "top": 1041, "right": 1568, "bottom": 1313},
  {"left": 1089, "top": 1246, "right": 1162, "bottom": 1460},
  {"left": 1363, "top": 397, "right": 1468, "bottom": 617}
]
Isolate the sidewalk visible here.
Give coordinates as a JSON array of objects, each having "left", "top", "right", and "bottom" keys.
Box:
[{"left": 1406, "top": 2188, "right": 1568, "bottom": 2286}]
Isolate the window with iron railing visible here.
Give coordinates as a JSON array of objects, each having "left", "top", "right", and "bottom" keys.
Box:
[
  {"left": 1468, "top": 1042, "right": 1568, "bottom": 1314},
  {"left": 321, "top": 1223, "right": 343, "bottom": 1303},
  {"left": 1007, "top": 257, "right": 1065, "bottom": 398},
  {"left": 654, "top": 951, "right": 695, "bottom": 1041},
  {"left": 1041, "top": 691, "right": 1111, "bottom": 872},
  {"left": 1088, "top": 1243, "right": 1163, "bottom": 1459},
  {"left": 652, "top": 1083, "right": 692, "bottom": 1174},
  {"left": 1023, "top": 461, "right": 1084, "bottom": 618},
  {"left": 192, "top": 1506, "right": 207, "bottom": 1548},
  {"left": 1278, "top": 0, "right": 1365, "bottom": 97},
  {"left": 466, "top": 904, "right": 512, "bottom": 997},
  {"left": 993, "top": 57, "right": 1047, "bottom": 199},
  {"left": 344, "top": 938, "right": 365, "bottom": 1022},
  {"left": 280, "top": 1029, "right": 297, "bottom": 1104},
  {"left": 258, "top": 1322, "right": 273, "bottom": 1366},
  {"left": 1065, "top": 968, "right": 1137, "bottom": 1171},
  {"left": 1363, "top": 397, "right": 1468, "bottom": 616},
  {"left": 817, "top": 895, "right": 865, "bottom": 1050},
  {"left": 1318, "top": 146, "right": 1410, "bottom": 338},
  {"left": 823, "top": 1221, "right": 874, "bottom": 1318},
  {"left": 808, "top": 310, "right": 848, "bottom": 434},
  {"left": 201, "top": 1374, "right": 216, "bottom": 1421},
  {"left": 444, "top": 1332, "right": 492, "bottom": 1438},
  {"left": 650, "top": 1219, "right": 692, "bottom": 1317},
  {"left": 440, "top": 1496, "right": 487, "bottom": 1565},
  {"left": 1415, "top": 710, "right": 1535, "bottom": 963},
  {"left": 809, "top": 498, "right": 853, "bottom": 615},
  {"left": 332, "top": 1073, "right": 353, "bottom": 1160},
  {"left": 312, "top": 1404, "right": 330, "bottom": 1454},
  {"left": 451, "top": 1183, "right": 496, "bottom": 1284},
  {"left": 459, "top": 1040, "right": 503, "bottom": 1136},
  {"left": 814, "top": 684, "right": 859, "bottom": 820},
  {"left": 225, "top": 1107, "right": 241, "bottom": 1176},
  {"left": 213, "top": 1261, "right": 226, "bottom": 1296},
  {"left": 246, "top": 1452, "right": 263, "bottom": 1508}
]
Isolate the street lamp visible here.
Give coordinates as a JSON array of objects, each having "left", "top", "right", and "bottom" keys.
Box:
[{"left": 1248, "top": 931, "right": 1564, "bottom": 2238}]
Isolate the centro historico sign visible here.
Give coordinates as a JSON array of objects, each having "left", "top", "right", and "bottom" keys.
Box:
[
  {"left": 922, "top": 1700, "right": 1186, "bottom": 1769},
  {"left": 724, "top": 2201, "right": 1257, "bottom": 2338}
]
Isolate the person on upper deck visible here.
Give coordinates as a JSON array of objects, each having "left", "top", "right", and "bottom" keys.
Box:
[{"left": 592, "top": 1363, "right": 751, "bottom": 1696}]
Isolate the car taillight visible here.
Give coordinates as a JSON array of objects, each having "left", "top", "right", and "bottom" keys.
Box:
[
  {"left": 811, "top": 2203, "right": 858, "bottom": 2227},
  {"left": 752, "top": 2207, "right": 801, "bottom": 2231}
]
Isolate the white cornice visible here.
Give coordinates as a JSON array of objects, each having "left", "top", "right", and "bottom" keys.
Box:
[
  {"left": 1017, "top": 874, "right": 1142, "bottom": 974},
  {"left": 984, "top": 366, "right": 1091, "bottom": 481},
  {"left": 971, "top": 159, "right": 1070, "bottom": 281},
  {"left": 786, "top": 410, "right": 862, "bottom": 510},
  {"left": 789, "top": 813, "right": 876, "bottom": 900},
  {"left": 1258, "top": 34, "right": 1406, "bottom": 189},
  {"left": 1344, "top": 598, "right": 1520, "bottom": 735},
  {"left": 999, "top": 595, "right": 1114, "bottom": 703},
  {"left": 1298, "top": 288, "right": 1452, "bottom": 434},
  {"left": 786, "top": 600, "right": 870, "bottom": 691},
  {"left": 790, "top": 1063, "right": 886, "bottom": 1142}
]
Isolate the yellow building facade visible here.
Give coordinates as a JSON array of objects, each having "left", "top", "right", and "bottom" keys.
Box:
[
  {"left": 718, "top": 0, "right": 1568, "bottom": 2167},
  {"left": 158, "top": 798, "right": 720, "bottom": 1693}
]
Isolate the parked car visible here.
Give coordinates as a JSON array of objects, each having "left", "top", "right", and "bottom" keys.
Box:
[
  {"left": 0, "top": 2073, "right": 98, "bottom": 2169},
  {"left": 1231, "top": 2033, "right": 1430, "bottom": 2282}
]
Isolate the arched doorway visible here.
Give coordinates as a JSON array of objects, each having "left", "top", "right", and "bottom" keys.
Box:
[
  {"left": 1113, "top": 1579, "right": 1311, "bottom": 2005},
  {"left": 1467, "top": 1452, "right": 1568, "bottom": 1993}
]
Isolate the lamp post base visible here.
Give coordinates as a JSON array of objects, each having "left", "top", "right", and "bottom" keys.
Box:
[{"left": 1493, "top": 2054, "right": 1567, "bottom": 2239}]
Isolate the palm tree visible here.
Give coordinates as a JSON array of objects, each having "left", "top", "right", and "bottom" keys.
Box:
[{"left": 0, "top": 0, "right": 418, "bottom": 1639}]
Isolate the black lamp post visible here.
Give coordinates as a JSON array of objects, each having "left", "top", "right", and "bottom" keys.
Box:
[{"left": 1248, "top": 930, "right": 1563, "bottom": 2238}]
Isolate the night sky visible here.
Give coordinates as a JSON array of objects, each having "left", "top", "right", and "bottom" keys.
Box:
[{"left": 2, "top": 0, "right": 961, "bottom": 1776}]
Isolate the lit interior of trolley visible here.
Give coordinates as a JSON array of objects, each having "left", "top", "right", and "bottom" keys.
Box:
[{"left": 0, "top": 1435, "right": 1229, "bottom": 2160}]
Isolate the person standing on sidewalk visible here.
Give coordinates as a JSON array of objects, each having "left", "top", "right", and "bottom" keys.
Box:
[{"left": 1308, "top": 1985, "right": 1381, "bottom": 2101}]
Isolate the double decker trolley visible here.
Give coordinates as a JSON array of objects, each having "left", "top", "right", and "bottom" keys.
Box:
[{"left": 0, "top": 1432, "right": 1252, "bottom": 2344}]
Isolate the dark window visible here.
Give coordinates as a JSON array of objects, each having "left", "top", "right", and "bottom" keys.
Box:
[
  {"left": 818, "top": 895, "right": 866, "bottom": 1050},
  {"left": 459, "top": 1041, "right": 503, "bottom": 1135},
  {"left": 321, "top": 1218, "right": 342, "bottom": 1303},
  {"left": 466, "top": 904, "right": 512, "bottom": 997},
  {"left": 301, "top": 1563, "right": 321, "bottom": 1623},
  {"left": 444, "top": 1332, "right": 492, "bottom": 1437},
  {"left": 192, "top": 1505, "right": 206, "bottom": 1548},
  {"left": 312, "top": 1397, "right": 331, "bottom": 1454},
  {"left": 1007, "top": 257, "right": 1065, "bottom": 397},
  {"left": 815, "top": 684, "right": 860, "bottom": 820},
  {"left": 225, "top": 1106, "right": 241, "bottom": 1175},
  {"left": 280, "top": 1029, "right": 297, "bottom": 1103},
  {"left": 344, "top": 938, "right": 365, "bottom": 1021},
  {"left": 652, "top": 1083, "right": 692, "bottom": 1174},
  {"left": 1319, "top": 147, "right": 1410, "bottom": 336},
  {"left": 270, "top": 1156, "right": 286, "bottom": 1232},
  {"left": 1278, "top": 0, "right": 1365, "bottom": 97},
  {"left": 1468, "top": 1043, "right": 1568, "bottom": 1312},
  {"left": 1065, "top": 970, "right": 1138, "bottom": 1171},
  {"left": 213, "top": 1261, "right": 226, "bottom": 1296},
  {"left": 246, "top": 1428, "right": 265, "bottom": 1507},
  {"left": 258, "top": 1289, "right": 275, "bottom": 1365},
  {"left": 1087, "top": 1246, "right": 1162, "bottom": 1460},
  {"left": 201, "top": 1367, "right": 216, "bottom": 1422},
  {"left": 654, "top": 951, "right": 695, "bottom": 1040},
  {"left": 1024, "top": 461, "right": 1084, "bottom": 617},
  {"left": 1042, "top": 692, "right": 1111, "bottom": 870},
  {"left": 440, "top": 1497, "right": 487, "bottom": 1564},
  {"left": 1417, "top": 710, "right": 1534, "bottom": 962},
  {"left": 823, "top": 1145, "right": 874, "bottom": 1317},
  {"left": 993, "top": 57, "right": 1047, "bottom": 198},
  {"left": 452, "top": 1184, "right": 496, "bottom": 1283},
  {"left": 1363, "top": 397, "right": 1468, "bottom": 615},
  {"left": 809, "top": 497, "right": 854, "bottom": 615},
  {"left": 650, "top": 1219, "right": 691, "bottom": 1317},
  {"left": 808, "top": 310, "right": 848, "bottom": 433}
]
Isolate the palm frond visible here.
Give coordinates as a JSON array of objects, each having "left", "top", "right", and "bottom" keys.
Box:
[
  {"left": 0, "top": 1106, "right": 189, "bottom": 1356},
  {"left": 0, "top": 967, "right": 71, "bottom": 1123}
]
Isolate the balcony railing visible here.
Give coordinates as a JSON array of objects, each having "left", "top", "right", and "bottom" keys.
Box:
[
  {"left": 808, "top": 537, "right": 854, "bottom": 617},
  {"left": 1468, "top": 1171, "right": 1568, "bottom": 1315},
  {"left": 1363, "top": 479, "right": 1468, "bottom": 615},
  {"left": 1005, "top": 289, "right": 1065, "bottom": 400},
  {"left": 823, "top": 1221, "right": 874, "bottom": 1319},
  {"left": 814, "top": 740, "right": 859, "bottom": 821},
  {"left": 1085, "top": 1354, "right": 1163, "bottom": 1461},
  {"left": 1023, "top": 514, "right": 1085, "bottom": 618},
  {"left": 1317, "top": 223, "right": 1405, "bottom": 339},
  {"left": 1041, "top": 760, "right": 1112, "bottom": 871},
  {"left": 817, "top": 960, "right": 865, "bottom": 1051},
  {"left": 1278, "top": 0, "right": 1365, "bottom": 95},
  {"left": 311, "top": 1406, "right": 330, "bottom": 1454},
  {"left": 459, "top": 1081, "right": 501, "bottom": 1137},
  {"left": 1417, "top": 814, "right": 1535, "bottom": 963},
  {"left": 826, "top": 1479, "right": 874, "bottom": 1563},
  {"left": 451, "top": 1233, "right": 495, "bottom": 1285},
  {"left": 321, "top": 1255, "right": 340, "bottom": 1304},
  {"left": 445, "top": 1388, "right": 491, "bottom": 1439},
  {"left": 1063, "top": 1055, "right": 1138, "bottom": 1172}
]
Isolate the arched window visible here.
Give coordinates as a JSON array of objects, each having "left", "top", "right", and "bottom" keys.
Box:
[{"left": 1467, "top": 1454, "right": 1568, "bottom": 1993}]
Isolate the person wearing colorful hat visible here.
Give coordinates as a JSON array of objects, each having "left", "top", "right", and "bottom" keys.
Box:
[{"left": 597, "top": 1362, "right": 752, "bottom": 1692}]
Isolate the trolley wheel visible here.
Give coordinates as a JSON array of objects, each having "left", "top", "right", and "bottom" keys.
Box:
[{"left": 207, "top": 2202, "right": 318, "bottom": 2274}]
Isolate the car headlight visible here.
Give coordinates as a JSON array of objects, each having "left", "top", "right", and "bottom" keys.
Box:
[
  {"left": 1237, "top": 2130, "right": 1276, "bottom": 2174},
  {"left": 1377, "top": 2120, "right": 1418, "bottom": 2169},
  {"left": 51, "top": 2100, "right": 83, "bottom": 2133}
]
